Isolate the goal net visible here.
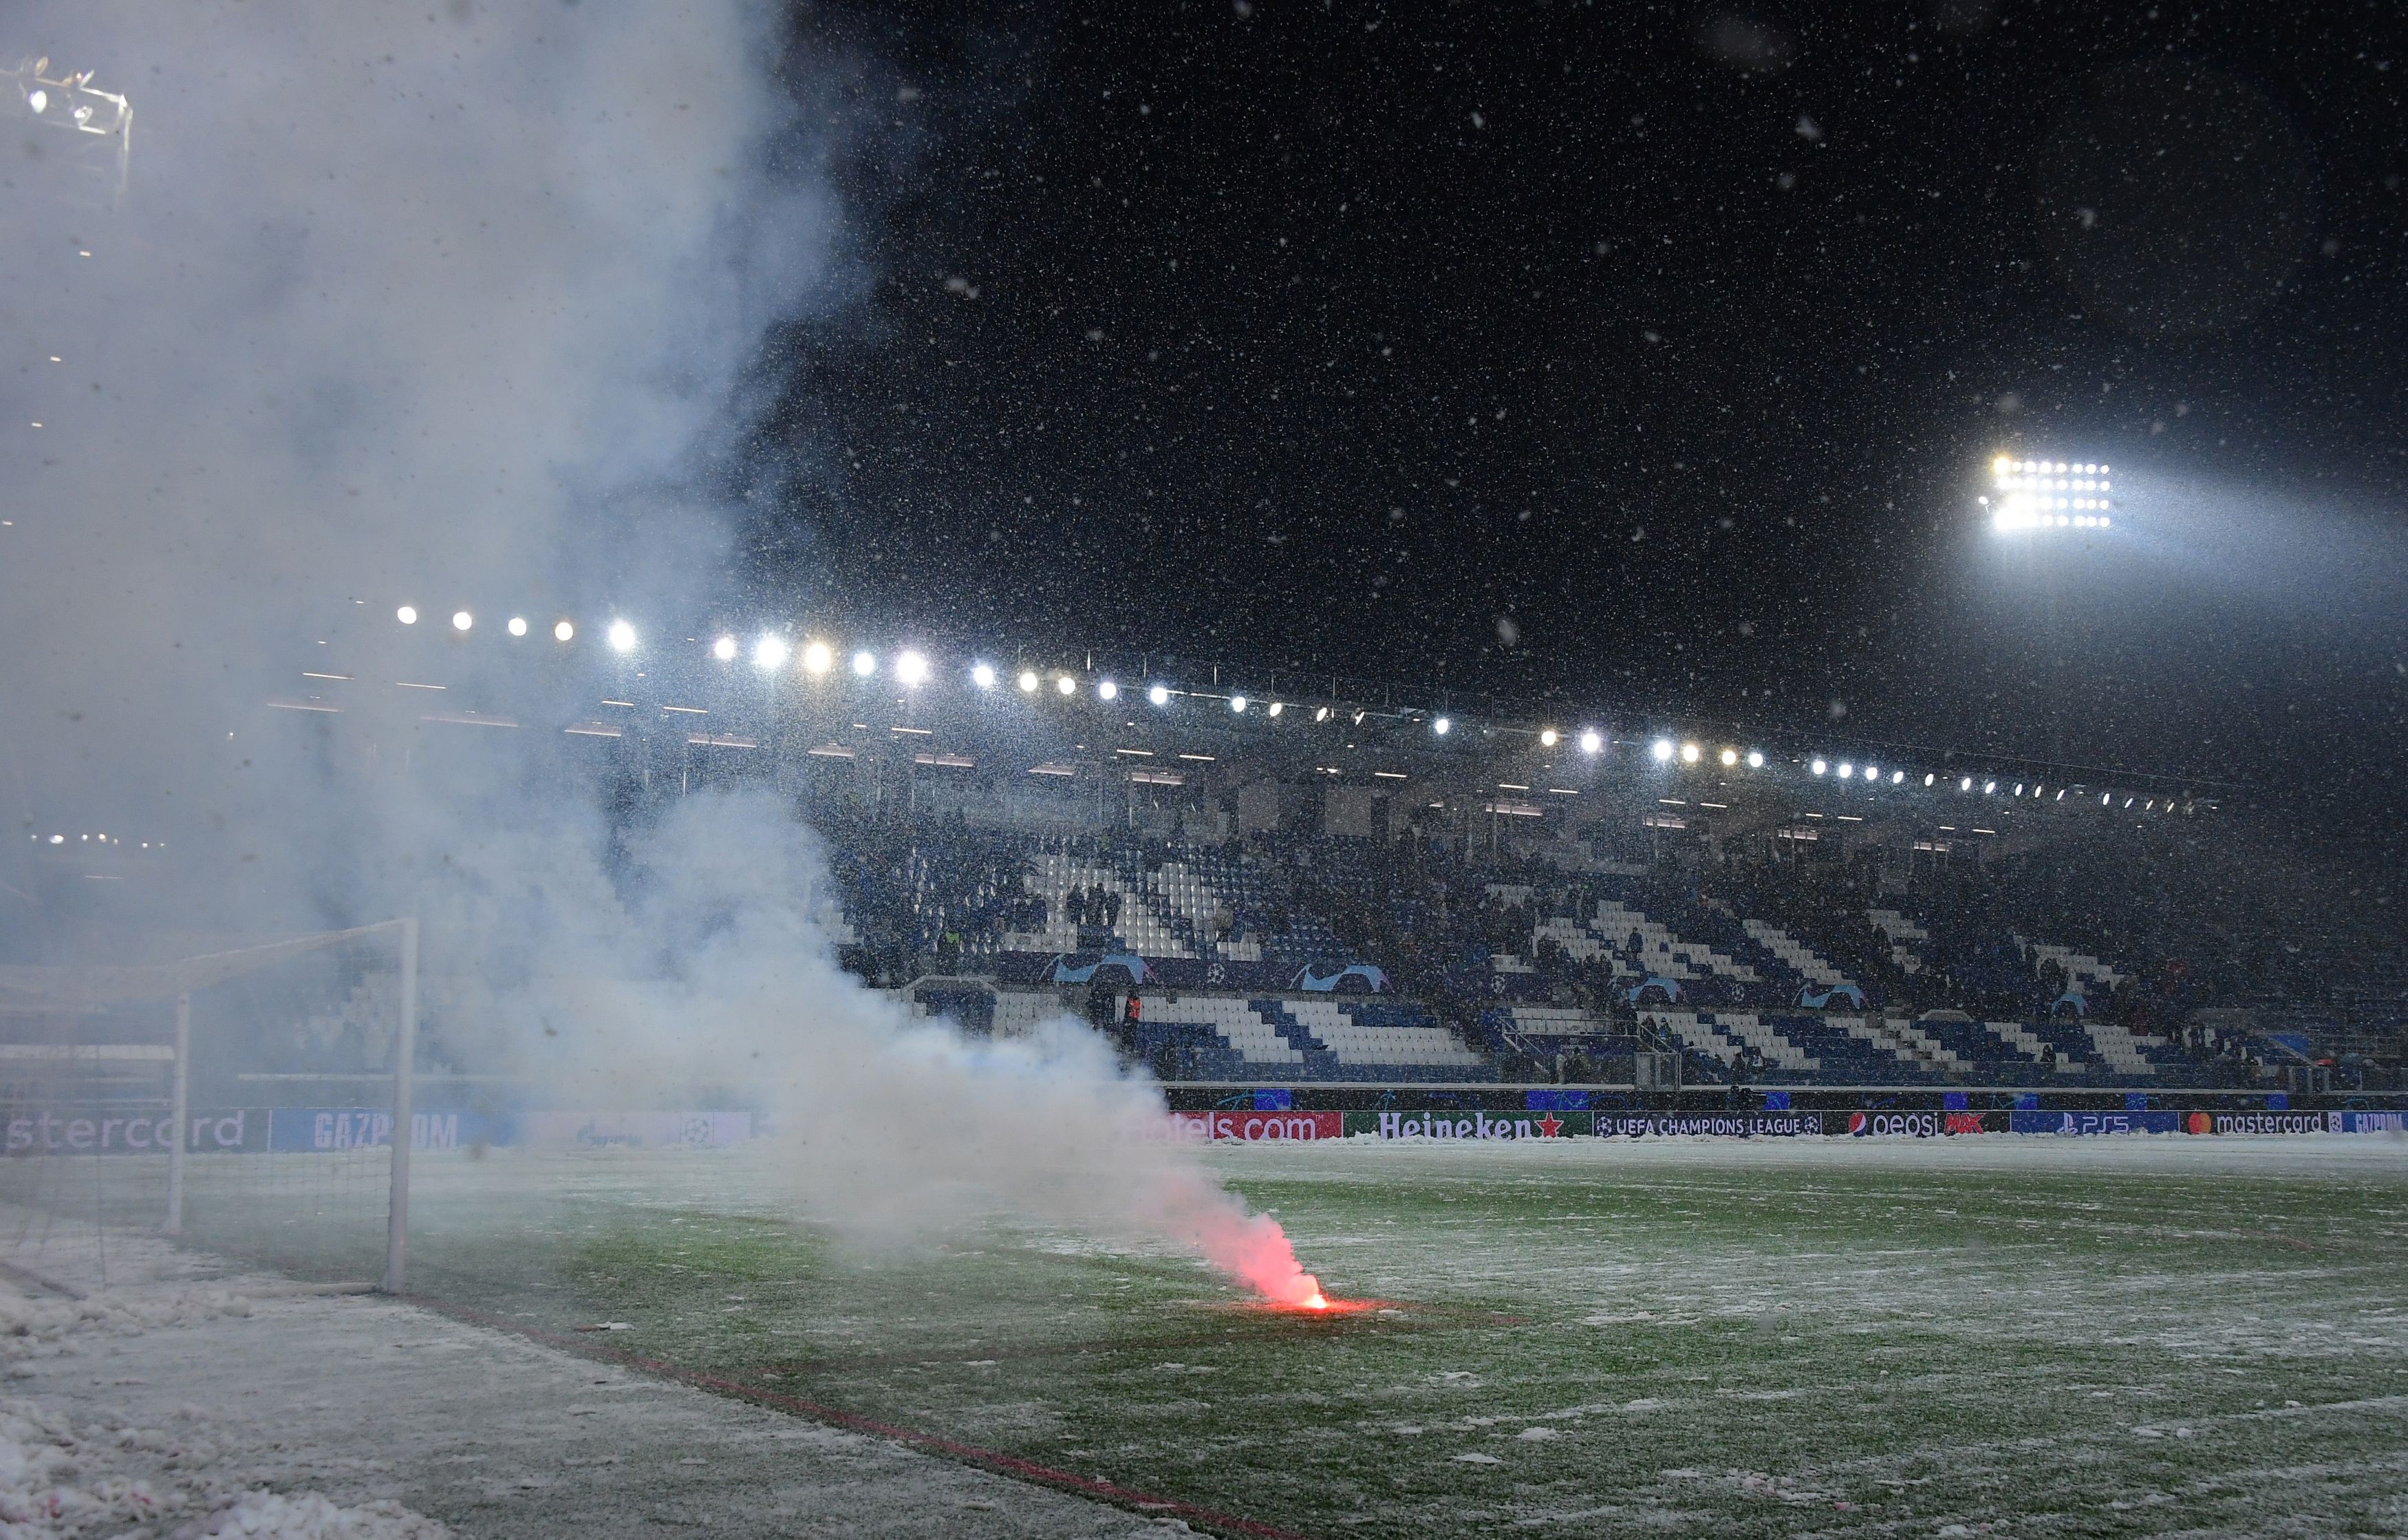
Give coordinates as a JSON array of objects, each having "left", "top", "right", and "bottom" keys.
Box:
[{"left": 0, "top": 921, "right": 418, "bottom": 1292}]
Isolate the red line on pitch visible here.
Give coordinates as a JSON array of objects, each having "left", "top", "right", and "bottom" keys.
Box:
[{"left": 402, "top": 1295, "right": 1313, "bottom": 1540}]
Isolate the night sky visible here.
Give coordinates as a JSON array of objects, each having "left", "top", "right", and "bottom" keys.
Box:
[{"left": 734, "top": 0, "right": 2408, "bottom": 814}]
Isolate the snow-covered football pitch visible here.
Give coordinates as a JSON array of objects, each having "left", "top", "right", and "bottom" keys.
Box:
[{"left": 18, "top": 1132, "right": 2408, "bottom": 1537}]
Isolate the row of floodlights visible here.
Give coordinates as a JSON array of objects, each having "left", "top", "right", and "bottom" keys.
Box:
[
  {"left": 1801, "top": 761, "right": 2184, "bottom": 812},
  {"left": 30, "top": 833, "right": 162, "bottom": 848},
  {"left": 388, "top": 607, "right": 1623, "bottom": 742},
  {"left": 396, "top": 606, "right": 577, "bottom": 641},
  {"left": 1990, "top": 503, "right": 2112, "bottom": 532},
  {"left": 1648, "top": 739, "right": 1768, "bottom": 769},
  {"left": 1993, "top": 458, "right": 2107, "bottom": 478},
  {"left": 384, "top": 610, "right": 2180, "bottom": 809}
]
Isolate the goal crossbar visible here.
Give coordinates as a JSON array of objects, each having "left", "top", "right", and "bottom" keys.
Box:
[{"left": 0, "top": 920, "right": 417, "bottom": 1291}]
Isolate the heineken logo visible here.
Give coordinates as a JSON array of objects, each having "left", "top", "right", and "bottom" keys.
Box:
[{"left": 1368, "top": 1111, "right": 1565, "bottom": 1141}]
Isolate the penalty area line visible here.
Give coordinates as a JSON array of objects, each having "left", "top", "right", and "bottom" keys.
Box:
[{"left": 400, "top": 1294, "right": 1311, "bottom": 1540}]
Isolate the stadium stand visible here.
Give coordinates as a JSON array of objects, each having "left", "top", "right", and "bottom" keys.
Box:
[{"left": 810, "top": 791, "right": 2404, "bottom": 1088}]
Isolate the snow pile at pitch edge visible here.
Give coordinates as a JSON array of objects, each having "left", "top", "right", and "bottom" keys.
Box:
[
  {"left": 0, "top": 1290, "right": 257, "bottom": 1362},
  {"left": 0, "top": 1397, "right": 449, "bottom": 1538}
]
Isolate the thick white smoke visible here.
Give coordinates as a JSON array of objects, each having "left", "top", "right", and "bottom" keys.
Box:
[
  {"left": 0, "top": 3, "right": 1317, "bottom": 1303},
  {"left": 1, "top": 1, "right": 832, "bottom": 899},
  {"left": 483, "top": 792, "right": 1320, "bottom": 1304}
]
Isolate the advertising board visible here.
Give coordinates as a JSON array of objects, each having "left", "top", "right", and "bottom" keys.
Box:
[
  {"left": 2008, "top": 1110, "right": 2186, "bottom": 1135},
  {"left": 1168, "top": 1110, "right": 1344, "bottom": 1141},
  {"left": 1593, "top": 1112, "right": 1827, "bottom": 1137},
  {"left": 267, "top": 1109, "right": 515, "bottom": 1153},
  {"left": 1345, "top": 1110, "right": 1590, "bottom": 1140},
  {"left": 1, "top": 1109, "right": 265, "bottom": 1155}
]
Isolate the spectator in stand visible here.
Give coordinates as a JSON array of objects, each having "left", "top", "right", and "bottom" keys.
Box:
[{"left": 1104, "top": 889, "right": 1122, "bottom": 929}]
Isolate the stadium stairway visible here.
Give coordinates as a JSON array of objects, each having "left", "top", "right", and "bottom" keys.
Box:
[
  {"left": 1740, "top": 919, "right": 1858, "bottom": 998},
  {"left": 1653, "top": 1010, "right": 1816, "bottom": 1079},
  {"left": 1119, "top": 995, "right": 1496, "bottom": 1081},
  {"left": 2018, "top": 934, "right": 2129, "bottom": 992},
  {"left": 1864, "top": 907, "right": 1929, "bottom": 976},
  {"left": 2079, "top": 1017, "right": 2158, "bottom": 1078}
]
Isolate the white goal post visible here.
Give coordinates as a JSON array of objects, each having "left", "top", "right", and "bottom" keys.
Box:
[{"left": 0, "top": 918, "right": 418, "bottom": 1290}]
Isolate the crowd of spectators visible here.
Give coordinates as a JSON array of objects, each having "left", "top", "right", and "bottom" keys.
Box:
[{"left": 792, "top": 791, "right": 2402, "bottom": 1075}]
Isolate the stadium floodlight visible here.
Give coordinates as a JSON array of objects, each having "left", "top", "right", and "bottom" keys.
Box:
[
  {"left": 851, "top": 649, "right": 877, "bottom": 678},
  {"left": 1681, "top": 742, "right": 1701, "bottom": 764},
  {"left": 2100, "top": 791, "right": 2111, "bottom": 805},
  {"left": 1432, "top": 716, "right": 1451, "bottom": 736},
  {"left": 1719, "top": 748, "right": 1738, "bottom": 767},
  {"left": 1150, "top": 683, "right": 1174, "bottom": 707},
  {"left": 607, "top": 620, "right": 637, "bottom": 653},
  {"left": 1314, "top": 705, "right": 1330, "bottom": 722},
  {"left": 1098, "top": 679, "right": 1119, "bottom": 701},
  {"left": 1891, "top": 769, "right": 1904, "bottom": 784},
  {"left": 896, "top": 650, "right": 930, "bottom": 686},
  {"left": 1651, "top": 738, "right": 1675, "bottom": 763},
  {"left": 2014, "top": 782, "right": 2024, "bottom": 796},
  {"left": 1540, "top": 728, "right": 1558, "bottom": 747},
  {"left": 1984, "top": 780, "right": 1997, "bottom": 794},
  {"left": 1960, "top": 776, "right": 1972, "bottom": 791},
  {"left": 753, "top": 634, "right": 790, "bottom": 672},
  {"left": 1580, "top": 729, "right": 1604, "bottom": 756},
  {"left": 1862, "top": 764, "right": 1878, "bottom": 781},
  {"left": 1230, "top": 694, "right": 1248, "bottom": 714},
  {"left": 1988, "top": 452, "right": 2114, "bottom": 534},
  {"left": 1836, "top": 761, "right": 1853, "bottom": 778},
  {"left": 506, "top": 616, "right": 528, "bottom": 637},
  {"left": 1055, "top": 673, "right": 1076, "bottom": 696},
  {"left": 396, "top": 606, "right": 418, "bottom": 625},
  {"left": 971, "top": 662, "right": 996, "bottom": 689},
  {"left": 1924, "top": 772, "right": 1935, "bottom": 787},
  {"left": 1812, "top": 758, "right": 1827, "bottom": 776},
  {"left": 554, "top": 620, "right": 574, "bottom": 642},
  {"left": 1746, "top": 749, "right": 1764, "bottom": 769},
  {"left": 1267, "top": 701, "right": 1284, "bottom": 717},
  {"left": 1019, "top": 669, "right": 1040, "bottom": 693},
  {"left": 451, "top": 610, "right": 473, "bottom": 632},
  {"left": 802, "top": 640, "right": 834, "bottom": 676},
  {"left": 712, "top": 635, "right": 738, "bottom": 662}
]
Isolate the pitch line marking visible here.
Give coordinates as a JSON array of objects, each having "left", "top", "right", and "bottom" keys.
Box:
[{"left": 402, "top": 1294, "right": 1313, "bottom": 1540}]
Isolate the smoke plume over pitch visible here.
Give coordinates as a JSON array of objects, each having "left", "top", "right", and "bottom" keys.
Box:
[{"left": 0, "top": 3, "right": 1319, "bottom": 1303}]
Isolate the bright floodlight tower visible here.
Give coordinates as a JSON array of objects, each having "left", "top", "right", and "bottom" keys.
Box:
[
  {"left": 7, "top": 56, "right": 133, "bottom": 206},
  {"left": 1981, "top": 455, "right": 2114, "bottom": 535}
]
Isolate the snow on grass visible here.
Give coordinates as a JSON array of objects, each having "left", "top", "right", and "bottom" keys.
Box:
[{"left": 19, "top": 1135, "right": 2405, "bottom": 1537}]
